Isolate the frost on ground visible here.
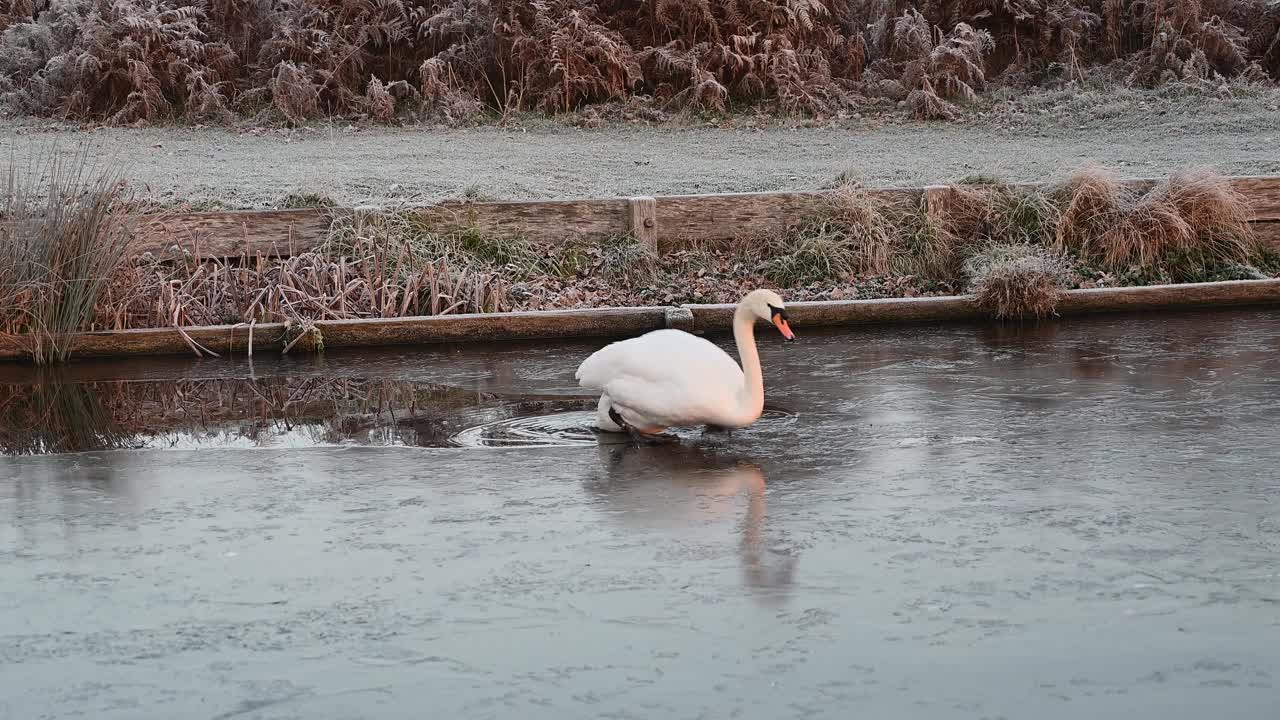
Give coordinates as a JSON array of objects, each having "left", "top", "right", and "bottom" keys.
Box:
[{"left": 1, "top": 91, "right": 1279, "bottom": 208}]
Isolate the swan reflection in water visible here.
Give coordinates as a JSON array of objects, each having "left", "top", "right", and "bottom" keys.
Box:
[{"left": 584, "top": 442, "right": 798, "bottom": 606}]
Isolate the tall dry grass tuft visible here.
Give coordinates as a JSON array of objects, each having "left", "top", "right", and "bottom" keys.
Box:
[
  {"left": 824, "top": 180, "right": 904, "bottom": 276},
  {"left": 0, "top": 143, "right": 137, "bottom": 364},
  {"left": 919, "top": 179, "right": 1060, "bottom": 282},
  {"left": 1054, "top": 163, "right": 1256, "bottom": 277},
  {"left": 763, "top": 179, "right": 904, "bottom": 286},
  {"left": 963, "top": 243, "right": 1070, "bottom": 321}
]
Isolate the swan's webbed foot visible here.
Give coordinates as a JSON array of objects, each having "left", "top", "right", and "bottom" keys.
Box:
[
  {"left": 628, "top": 428, "right": 680, "bottom": 445},
  {"left": 607, "top": 405, "right": 678, "bottom": 445}
]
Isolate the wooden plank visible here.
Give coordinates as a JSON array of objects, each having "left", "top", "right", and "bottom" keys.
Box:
[
  {"left": 118, "top": 175, "right": 1280, "bottom": 259},
  {"left": 685, "top": 279, "right": 1280, "bottom": 332},
  {"left": 626, "top": 196, "right": 658, "bottom": 250},
  {"left": 1231, "top": 177, "right": 1280, "bottom": 222},
  {"left": 1055, "top": 279, "right": 1280, "bottom": 314},
  {"left": 129, "top": 209, "right": 333, "bottom": 257},
  {"left": 0, "top": 307, "right": 669, "bottom": 360},
  {"left": 653, "top": 190, "right": 914, "bottom": 243},
  {"left": 409, "top": 197, "right": 629, "bottom": 241},
  {"left": 686, "top": 295, "right": 980, "bottom": 332},
  {"left": 1252, "top": 220, "right": 1280, "bottom": 249},
  {"left": 0, "top": 323, "right": 290, "bottom": 361},
  {"left": 6, "top": 281, "right": 1276, "bottom": 362},
  {"left": 312, "top": 306, "right": 668, "bottom": 348}
]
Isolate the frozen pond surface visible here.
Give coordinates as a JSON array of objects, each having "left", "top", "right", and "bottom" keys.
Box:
[{"left": 2, "top": 309, "right": 1280, "bottom": 719}]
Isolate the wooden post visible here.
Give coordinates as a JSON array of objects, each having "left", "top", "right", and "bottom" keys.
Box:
[
  {"left": 665, "top": 306, "right": 695, "bottom": 332},
  {"left": 923, "top": 184, "right": 956, "bottom": 229},
  {"left": 627, "top": 196, "right": 658, "bottom": 251}
]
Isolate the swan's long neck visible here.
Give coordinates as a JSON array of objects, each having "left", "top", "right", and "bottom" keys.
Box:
[{"left": 732, "top": 304, "right": 765, "bottom": 426}]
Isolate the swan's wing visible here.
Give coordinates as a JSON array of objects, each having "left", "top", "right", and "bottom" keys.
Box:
[
  {"left": 575, "top": 329, "right": 741, "bottom": 390},
  {"left": 575, "top": 329, "right": 744, "bottom": 425}
]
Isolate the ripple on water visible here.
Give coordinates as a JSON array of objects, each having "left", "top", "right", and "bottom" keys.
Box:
[{"left": 448, "top": 409, "right": 798, "bottom": 449}]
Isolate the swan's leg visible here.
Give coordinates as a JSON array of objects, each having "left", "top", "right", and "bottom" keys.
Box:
[{"left": 595, "top": 395, "right": 626, "bottom": 433}]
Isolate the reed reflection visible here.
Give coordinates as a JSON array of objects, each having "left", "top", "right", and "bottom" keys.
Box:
[{"left": 0, "top": 376, "right": 510, "bottom": 455}]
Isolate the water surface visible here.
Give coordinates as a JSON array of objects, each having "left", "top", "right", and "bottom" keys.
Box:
[{"left": 2, "top": 309, "right": 1279, "bottom": 719}]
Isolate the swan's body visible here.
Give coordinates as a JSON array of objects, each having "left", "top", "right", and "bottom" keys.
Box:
[{"left": 575, "top": 289, "right": 795, "bottom": 438}]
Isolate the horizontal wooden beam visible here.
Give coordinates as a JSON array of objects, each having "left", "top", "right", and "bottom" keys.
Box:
[
  {"left": 411, "top": 197, "right": 631, "bottom": 241},
  {"left": 3, "top": 280, "right": 1277, "bottom": 361},
  {"left": 130, "top": 209, "right": 331, "bottom": 257},
  {"left": 685, "top": 279, "right": 1280, "bottom": 332},
  {"left": 653, "top": 190, "right": 913, "bottom": 244},
  {"left": 122, "top": 175, "right": 1280, "bottom": 259},
  {"left": 0, "top": 306, "right": 672, "bottom": 360},
  {"left": 1231, "top": 176, "right": 1280, "bottom": 221},
  {"left": 1252, "top": 220, "right": 1280, "bottom": 249}
]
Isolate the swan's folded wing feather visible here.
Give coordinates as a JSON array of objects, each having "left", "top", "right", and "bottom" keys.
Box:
[
  {"left": 575, "top": 329, "right": 742, "bottom": 391},
  {"left": 576, "top": 329, "right": 745, "bottom": 426},
  {"left": 600, "top": 376, "right": 690, "bottom": 428}
]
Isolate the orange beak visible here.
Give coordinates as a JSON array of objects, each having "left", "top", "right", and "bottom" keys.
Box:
[{"left": 772, "top": 315, "right": 796, "bottom": 342}]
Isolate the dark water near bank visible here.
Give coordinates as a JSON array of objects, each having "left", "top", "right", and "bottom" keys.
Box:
[{"left": 2, "top": 309, "right": 1280, "bottom": 719}]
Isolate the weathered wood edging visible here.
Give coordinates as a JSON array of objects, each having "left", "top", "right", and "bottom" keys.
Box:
[
  {"left": 1, "top": 279, "right": 1276, "bottom": 361},
  {"left": 130, "top": 175, "right": 1280, "bottom": 257}
]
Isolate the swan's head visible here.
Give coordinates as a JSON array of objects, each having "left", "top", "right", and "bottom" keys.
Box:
[{"left": 741, "top": 289, "right": 795, "bottom": 342}]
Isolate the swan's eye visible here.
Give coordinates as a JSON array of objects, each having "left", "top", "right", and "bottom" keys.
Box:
[{"left": 768, "top": 304, "right": 789, "bottom": 321}]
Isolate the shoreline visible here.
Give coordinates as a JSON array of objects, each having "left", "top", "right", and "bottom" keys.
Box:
[{"left": 2, "top": 280, "right": 1277, "bottom": 362}]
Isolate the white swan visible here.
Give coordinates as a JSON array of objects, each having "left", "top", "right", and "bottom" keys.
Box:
[{"left": 575, "top": 289, "right": 795, "bottom": 439}]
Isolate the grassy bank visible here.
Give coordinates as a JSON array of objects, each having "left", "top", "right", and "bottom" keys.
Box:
[
  {"left": 1, "top": 1, "right": 1277, "bottom": 127},
  {"left": 3, "top": 152, "right": 1278, "bottom": 364}
]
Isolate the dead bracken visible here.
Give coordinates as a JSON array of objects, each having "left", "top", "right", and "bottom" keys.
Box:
[{"left": 0, "top": 1, "right": 1277, "bottom": 125}]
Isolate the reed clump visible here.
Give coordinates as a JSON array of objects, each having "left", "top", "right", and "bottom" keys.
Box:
[
  {"left": 1053, "top": 163, "right": 1257, "bottom": 281},
  {"left": 0, "top": 144, "right": 137, "bottom": 364},
  {"left": 98, "top": 217, "right": 511, "bottom": 330},
  {"left": 762, "top": 179, "right": 907, "bottom": 287},
  {"left": 963, "top": 243, "right": 1071, "bottom": 321}
]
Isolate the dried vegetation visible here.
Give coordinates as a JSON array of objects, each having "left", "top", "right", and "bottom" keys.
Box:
[
  {"left": 0, "top": 144, "right": 136, "bottom": 363},
  {"left": 96, "top": 210, "right": 510, "bottom": 336},
  {"left": 1, "top": 0, "right": 1277, "bottom": 124},
  {"left": 1, "top": 143, "right": 1275, "bottom": 363}
]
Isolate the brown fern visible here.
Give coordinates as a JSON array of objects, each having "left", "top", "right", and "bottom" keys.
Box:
[
  {"left": 2, "top": 0, "right": 1279, "bottom": 124},
  {"left": 2, "top": 0, "right": 239, "bottom": 124}
]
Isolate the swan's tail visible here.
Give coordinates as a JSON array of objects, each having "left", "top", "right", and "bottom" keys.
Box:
[{"left": 595, "top": 393, "right": 624, "bottom": 432}]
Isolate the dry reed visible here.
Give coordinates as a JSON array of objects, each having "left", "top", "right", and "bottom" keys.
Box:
[
  {"left": 0, "top": 143, "right": 137, "bottom": 364},
  {"left": 1054, "top": 163, "right": 1256, "bottom": 277},
  {"left": 963, "top": 243, "right": 1070, "bottom": 321}
]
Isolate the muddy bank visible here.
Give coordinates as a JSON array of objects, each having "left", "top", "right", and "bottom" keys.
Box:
[{"left": 3, "top": 98, "right": 1279, "bottom": 208}]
